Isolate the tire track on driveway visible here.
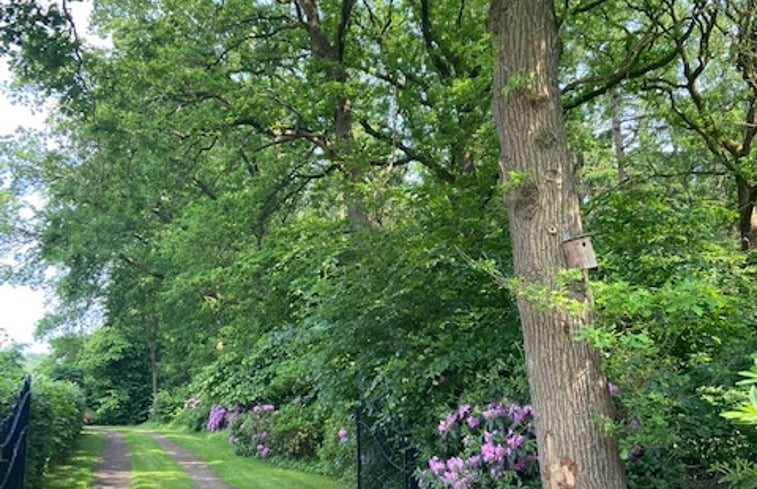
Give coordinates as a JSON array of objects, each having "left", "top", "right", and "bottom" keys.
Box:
[
  {"left": 91, "top": 430, "right": 132, "bottom": 489},
  {"left": 146, "top": 432, "right": 233, "bottom": 489}
]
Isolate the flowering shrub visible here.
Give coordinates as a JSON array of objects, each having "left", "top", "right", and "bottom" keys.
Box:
[
  {"left": 317, "top": 411, "right": 356, "bottom": 480},
  {"left": 172, "top": 397, "right": 211, "bottom": 432},
  {"left": 418, "top": 401, "right": 539, "bottom": 489},
  {"left": 228, "top": 403, "right": 276, "bottom": 458},
  {"left": 267, "top": 401, "right": 323, "bottom": 458},
  {"left": 207, "top": 404, "right": 228, "bottom": 432}
]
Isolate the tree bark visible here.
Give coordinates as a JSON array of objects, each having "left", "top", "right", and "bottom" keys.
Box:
[
  {"left": 149, "top": 320, "right": 158, "bottom": 397},
  {"left": 489, "top": 2, "right": 627, "bottom": 488},
  {"left": 608, "top": 90, "right": 627, "bottom": 183},
  {"left": 296, "top": 0, "right": 367, "bottom": 229},
  {"left": 737, "top": 176, "right": 757, "bottom": 251}
]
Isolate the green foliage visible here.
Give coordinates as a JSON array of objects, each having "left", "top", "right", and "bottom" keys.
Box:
[
  {"left": 171, "top": 399, "right": 211, "bottom": 433},
  {"left": 79, "top": 327, "right": 152, "bottom": 425},
  {"left": 36, "top": 334, "right": 85, "bottom": 385},
  {"left": 25, "top": 377, "right": 86, "bottom": 489},
  {"left": 0, "top": 343, "right": 24, "bottom": 419},
  {"left": 316, "top": 410, "right": 356, "bottom": 480},
  {"left": 585, "top": 181, "right": 757, "bottom": 487},
  {"left": 3, "top": 1, "right": 757, "bottom": 488},
  {"left": 149, "top": 389, "right": 187, "bottom": 425},
  {"left": 228, "top": 406, "right": 276, "bottom": 458},
  {"left": 269, "top": 402, "right": 323, "bottom": 460},
  {"left": 713, "top": 459, "right": 757, "bottom": 489},
  {"left": 0, "top": 0, "right": 86, "bottom": 106},
  {"left": 722, "top": 356, "right": 757, "bottom": 425}
]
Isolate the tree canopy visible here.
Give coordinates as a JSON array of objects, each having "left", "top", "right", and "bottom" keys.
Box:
[{"left": 0, "top": 1, "right": 755, "bottom": 488}]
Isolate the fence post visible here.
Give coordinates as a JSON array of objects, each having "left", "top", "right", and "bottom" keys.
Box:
[
  {"left": 355, "top": 408, "right": 362, "bottom": 489},
  {"left": 0, "top": 375, "right": 31, "bottom": 489}
]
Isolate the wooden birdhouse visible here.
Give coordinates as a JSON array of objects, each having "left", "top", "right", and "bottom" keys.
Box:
[{"left": 561, "top": 235, "right": 598, "bottom": 270}]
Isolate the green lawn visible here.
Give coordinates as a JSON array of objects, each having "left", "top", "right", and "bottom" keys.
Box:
[
  {"left": 41, "top": 429, "right": 105, "bottom": 489},
  {"left": 124, "top": 430, "right": 197, "bottom": 489},
  {"left": 160, "top": 430, "right": 349, "bottom": 489}
]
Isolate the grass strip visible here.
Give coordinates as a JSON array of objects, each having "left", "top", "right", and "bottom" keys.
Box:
[
  {"left": 123, "top": 430, "right": 198, "bottom": 489},
  {"left": 160, "top": 429, "right": 349, "bottom": 489},
  {"left": 41, "top": 429, "right": 106, "bottom": 489}
]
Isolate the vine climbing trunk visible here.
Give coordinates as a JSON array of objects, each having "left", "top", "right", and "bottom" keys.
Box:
[{"left": 488, "top": 2, "right": 627, "bottom": 489}]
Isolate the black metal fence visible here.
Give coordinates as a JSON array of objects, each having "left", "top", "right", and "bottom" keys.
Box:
[
  {"left": 356, "top": 408, "right": 419, "bottom": 489},
  {"left": 0, "top": 376, "right": 31, "bottom": 489}
]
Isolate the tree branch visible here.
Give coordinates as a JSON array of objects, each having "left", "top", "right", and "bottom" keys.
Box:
[
  {"left": 335, "top": 0, "right": 356, "bottom": 61},
  {"left": 360, "top": 120, "right": 454, "bottom": 182},
  {"left": 295, "top": 0, "right": 336, "bottom": 60}
]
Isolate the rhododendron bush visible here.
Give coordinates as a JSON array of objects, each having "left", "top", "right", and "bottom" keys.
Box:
[{"left": 419, "top": 401, "right": 539, "bottom": 489}]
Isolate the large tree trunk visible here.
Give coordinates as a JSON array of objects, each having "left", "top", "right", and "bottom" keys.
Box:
[
  {"left": 149, "top": 321, "right": 158, "bottom": 397},
  {"left": 489, "top": 2, "right": 627, "bottom": 489},
  {"left": 736, "top": 176, "right": 757, "bottom": 251}
]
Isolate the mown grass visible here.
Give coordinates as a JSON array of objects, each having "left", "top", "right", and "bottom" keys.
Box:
[
  {"left": 41, "top": 429, "right": 105, "bottom": 489},
  {"left": 159, "top": 429, "right": 349, "bottom": 489},
  {"left": 41, "top": 426, "right": 348, "bottom": 489},
  {"left": 124, "top": 430, "right": 197, "bottom": 489}
]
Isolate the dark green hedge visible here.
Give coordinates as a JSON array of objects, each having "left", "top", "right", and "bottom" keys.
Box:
[{"left": 24, "top": 377, "right": 86, "bottom": 489}]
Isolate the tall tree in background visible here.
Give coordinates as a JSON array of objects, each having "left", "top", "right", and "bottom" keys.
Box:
[
  {"left": 641, "top": 0, "right": 757, "bottom": 251},
  {"left": 489, "top": 1, "right": 627, "bottom": 488}
]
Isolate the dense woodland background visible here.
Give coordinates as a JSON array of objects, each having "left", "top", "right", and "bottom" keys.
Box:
[{"left": 0, "top": 1, "right": 756, "bottom": 488}]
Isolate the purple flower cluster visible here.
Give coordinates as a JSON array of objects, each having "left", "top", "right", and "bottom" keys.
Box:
[
  {"left": 427, "top": 456, "right": 477, "bottom": 489},
  {"left": 228, "top": 403, "right": 277, "bottom": 459},
  {"left": 420, "top": 400, "right": 538, "bottom": 489},
  {"left": 207, "top": 404, "right": 228, "bottom": 432}
]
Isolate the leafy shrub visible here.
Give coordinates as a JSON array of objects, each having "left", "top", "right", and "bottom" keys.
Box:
[
  {"left": 713, "top": 459, "right": 757, "bottom": 489},
  {"left": 149, "top": 389, "right": 187, "bottom": 424},
  {"left": 228, "top": 403, "right": 276, "bottom": 457},
  {"left": 713, "top": 356, "right": 757, "bottom": 489},
  {"left": 171, "top": 397, "right": 211, "bottom": 432},
  {"left": 268, "top": 402, "right": 322, "bottom": 459},
  {"left": 79, "top": 327, "right": 151, "bottom": 425},
  {"left": 0, "top": 346, "right": 24, "bottom": 419},
  {"left": 25, "top": 376, "right": 86, "bottom": 489},
  {"left": 583, "top": 191, "right": 757, "bottom": 488},
  {"left": 316, "top": 410, "right": 356, "bottom": 480},
  {"left": 722, "top": 355, "right": 757, "bottom": 426}
]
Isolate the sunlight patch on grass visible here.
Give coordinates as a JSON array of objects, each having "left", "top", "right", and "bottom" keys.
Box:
[
  {"left": 124, "top": 430, "right": 198, "bottom": 489},
  {"left": 41, "top": 429, "right": 105, "bottom": 489},
  {"left": 160, "top": 429, "right": 348, "bottom": 489}
]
